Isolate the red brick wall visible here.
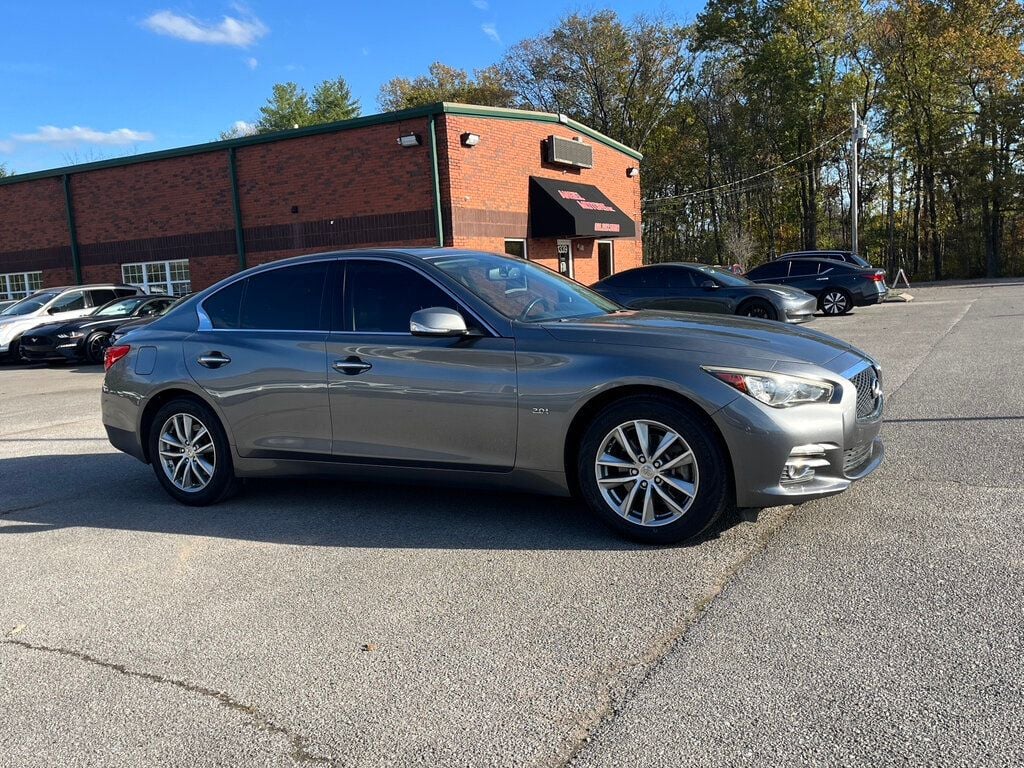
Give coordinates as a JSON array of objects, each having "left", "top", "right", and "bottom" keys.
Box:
[
  {"left": 0, "top": 176, "right": 71, "bottom": 288},
  {"left": 440, "top": 114, "right": 643, "bottom": 285}
]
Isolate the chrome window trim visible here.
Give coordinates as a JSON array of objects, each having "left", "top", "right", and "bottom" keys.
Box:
[
  {"left": 195, "top": 254, "right": 501, "bottom": 338},
  {"left": 839, "top": 358, "right": 873, "bottom": 380}
]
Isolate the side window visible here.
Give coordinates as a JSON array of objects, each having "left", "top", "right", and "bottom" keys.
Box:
[
  {"left": 89, "top": 289, "right": 119, "bottom": 307},
  {"left": 599, "top": 269, "right": 642, "bottom": 291},
  {"left": 239, "top": 262, "right": 328, "bottom": 331},
  {"left": 788, "top": 261, "right": 818, "bottom": 277},
  {"left": 50, "top": 291, "right": 86, "bottom": 313},
  {"left": 663, "top": 268, "right": 698, "bottom": 289},
  {"left": 343, "top": 260, "right": 460, "bottom": 333},
  {"left": 204, "top": 280, "right": 245, "bottom": 329},
  {"left": 748, "top": 262, "right": 788, "bottom": 280}
]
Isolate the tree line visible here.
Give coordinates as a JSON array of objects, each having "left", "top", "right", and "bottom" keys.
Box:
[{"left": 233, "top": 2, "right": 1022, "bottom": 280}]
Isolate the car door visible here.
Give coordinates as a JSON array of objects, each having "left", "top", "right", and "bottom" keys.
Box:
[
  {"left": 184, "top": 261, "right": 332, "bottom": 458},
  {"left": 784, "top": 260, "right": 823, "bottom": 294},
  {"left": 326, "top": 257, "right": 517, "bottom": 470}
]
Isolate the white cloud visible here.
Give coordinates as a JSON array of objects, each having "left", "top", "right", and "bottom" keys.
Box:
[
  {"left": 246, "top": 56, "right": 259, "bottom": 70},
  {"left": 0, "top": 140, "right": 13, "bottom": 154},
  {"left": 12, "top": 126, "right": 155, "bottom": 146},
  {"left": 472, "top": 0, "right": 489, "bottom": 9},
  {"left": 142, "top": 9, "right": 268, "bottom": 48},
  {"left": 481, "top": 23, "right": 501, "bottom": 44},
  {"left": 229, "top": 120, "right": 257, "bottom": 136}
]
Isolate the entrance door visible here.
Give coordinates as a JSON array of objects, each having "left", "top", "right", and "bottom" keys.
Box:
[{"left": 557, "top": 240, "right": 574, "bottom": 279}]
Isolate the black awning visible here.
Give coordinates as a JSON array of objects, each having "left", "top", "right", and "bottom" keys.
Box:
[{"left": 529, "top": 177, "right": 636, "bottom": 239}]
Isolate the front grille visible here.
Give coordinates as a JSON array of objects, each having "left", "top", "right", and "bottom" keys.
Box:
[
  {"left": 851, "top": 366, "right": 882, "bottom": 420},
  {"left": 24, "top": 336, "right": 51, "bottom": 346},
  {"left": 844, "top": 442, "right": 873, "bottom": 473}
]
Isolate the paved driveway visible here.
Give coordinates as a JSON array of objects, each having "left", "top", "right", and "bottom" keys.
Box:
[{"left": 1, "top": 280, "right": 1021, "bottom": 767}]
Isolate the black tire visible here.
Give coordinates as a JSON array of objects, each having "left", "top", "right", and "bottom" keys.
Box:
[
  {"left": 8, "top": 338, "right": 22, "bottom": 364},
  {"left": 738, "top": 299, "right": 778, "bottom": 321},
  {"left": 85, "top": 332, "right": 110, "bottom": 365},
  {"left": 819, "top": 288, "right": 852, "bottom": 316},
  {"left": 148, "top": 397, "right": 240, "bottom": 506},
  {"left": 576, "top": 396, "right": 732, "bottom": 545}
]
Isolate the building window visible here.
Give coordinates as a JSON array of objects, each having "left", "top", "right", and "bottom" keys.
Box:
[
  {"left": 598, "top": 241, "right": 614, "bottom": 280},
  {"left": 122, "top": 259, "right": 191, "bottom": 296},
  {"left": 504, "top": 239, "right": 528, "bottom": 260},
  {"left": 0, "top": 271, "right": 43, "bottom": 300}
]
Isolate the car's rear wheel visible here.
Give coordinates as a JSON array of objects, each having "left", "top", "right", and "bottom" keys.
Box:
[
  {"left": 577, "top": 397, "right": 731, "bottom": 544},
  {"left": 820, "top": 289, "right": 852, "bottom": 315},
  {"left": 148, "top": 398, "right": 239, "bottom": 506},
  {"left": 85, "top": 332, "right": 109, "bottom": 365},
  {"left": 738, "top": 299, "right": 777, "bottom": 321}
]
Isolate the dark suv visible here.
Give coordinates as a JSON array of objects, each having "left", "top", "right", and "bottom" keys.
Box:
[{"left": 745, "top": 258, "right": 888, "bottom": 315}]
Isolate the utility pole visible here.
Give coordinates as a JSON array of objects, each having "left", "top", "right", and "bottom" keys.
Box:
[{"left": 850, "top": 101, "right": 868, "bottom": 255}]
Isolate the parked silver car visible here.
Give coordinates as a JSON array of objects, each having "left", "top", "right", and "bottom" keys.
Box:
[{"left": 102, "top": 249, "right": 884, "bottom": 544}]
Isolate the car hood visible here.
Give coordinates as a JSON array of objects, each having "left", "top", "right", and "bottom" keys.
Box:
[{"left": 541, "top": 310, "right": 859, "bottom": 366}]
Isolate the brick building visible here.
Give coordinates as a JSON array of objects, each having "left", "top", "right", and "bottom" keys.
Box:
[{"left": 0, "top": 103, "right": 642, "bottom": 300}]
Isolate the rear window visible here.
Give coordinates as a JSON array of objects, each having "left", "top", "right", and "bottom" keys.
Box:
[{"left": 747, "top": 262, "right": 788, "bottom": 280}]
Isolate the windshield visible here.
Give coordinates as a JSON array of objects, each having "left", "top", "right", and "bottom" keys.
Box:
[
  {"left": 2, "top": 292, "right": 59, "bottom": 316},
  {"left": 428, "top": 252, "right": 620, "bottom": 322},
  {"left": 94, "top": 297, "right": 146, "bottom": 317},
  {"left": 699, "top": 265, "right": 753, "bottom": 287}
]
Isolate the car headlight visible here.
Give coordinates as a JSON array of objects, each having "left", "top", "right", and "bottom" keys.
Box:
[
  {"left": 56, "top": 330, "right": 85, "bottom": 339},
  {"left": 703, "top": 367, "right": 834, "bottom": 407},
  {"left": 768, "top": 288, "right": 791, "bottom": 298}
]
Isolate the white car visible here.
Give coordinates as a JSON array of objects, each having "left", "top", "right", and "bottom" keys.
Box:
[{"left": 0, "top": 284, "right": 144, "bottom": 361}]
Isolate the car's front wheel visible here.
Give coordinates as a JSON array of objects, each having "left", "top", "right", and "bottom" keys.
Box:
[
  {"left": 577, "top": 397, "right": 731, "bottom": 544},
  {"left": 148, "top": 398, "right": 239, "bottom": 506},
  {"left": 738, "top": 299, "right": 777, "bottom": 321},
  {"left": 820, "top": 289, "right": 852, "bottom": 315}
]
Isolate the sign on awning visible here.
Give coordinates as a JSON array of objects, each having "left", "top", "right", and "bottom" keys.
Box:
[{"left": 528, "top": 177, "right": 636, "bottom": 239}]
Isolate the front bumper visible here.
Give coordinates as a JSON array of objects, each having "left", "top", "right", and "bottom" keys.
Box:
[
  {"left": 712, "top": 368, "right": 884, "bottom": 508},
  {"left": 20, "top": 338, "right": 84, "bottom": 362},
  {"left": 783, "top": 297, "right": 818, "bottom": 324}
]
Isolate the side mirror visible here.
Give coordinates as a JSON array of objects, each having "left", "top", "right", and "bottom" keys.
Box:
[
  {"left": 410, "top": 307, "right": 469, "bottom": 336},
  {"left": 701, "top": 280, "right": 719, "bottom": 290}
]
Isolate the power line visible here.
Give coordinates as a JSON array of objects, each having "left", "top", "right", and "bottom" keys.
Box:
[{"left": 642, "top": 128, "right": 849, "bottom": 208}]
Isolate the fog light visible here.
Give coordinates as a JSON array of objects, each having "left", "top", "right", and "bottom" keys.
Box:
[{"left": 780, "top": 444, "right": 833, "bottom": 485}]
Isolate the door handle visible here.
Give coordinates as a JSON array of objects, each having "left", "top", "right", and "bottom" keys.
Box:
[
  {"left": 816, "top": 277, "right": 829, "bottom": 281},
  {"left": 197, "top": 352, "right": 231, "bottom": 368},
  {"left": 333, "top": 358, "right": 372, "bottom": 375}
]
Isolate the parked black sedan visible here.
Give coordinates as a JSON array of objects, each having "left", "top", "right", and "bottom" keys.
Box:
[
  {"left": 108, "top": 293, "right": 191, "bottom": 346},
  {"left": 20, "top": 295, "right": 176, "bottom": 364},
  {"left": 745, "top": 257, "right": 887, "bottom": 315},
  {"left": 590, "top": 262, "right": 817, "bottom": 323}
]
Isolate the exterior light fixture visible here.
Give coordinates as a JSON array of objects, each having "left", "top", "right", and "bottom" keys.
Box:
[
  {"left": 461, "top": 132, "right": 480, "bottom": 147},
  {"left": 397, "top": 133, "right": 422, "bottom": 147},
  {"left": 626, "top": 167, "right": 640, "bottom": 178}
]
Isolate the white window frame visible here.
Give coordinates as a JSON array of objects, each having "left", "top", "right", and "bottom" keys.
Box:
[
  {"left": 597, "top": 240, "right": 615, "bottom": 280},
  {"left": 0, "top": 271, "right": 43, "bottom": 300},
  {"left": 504, "top": 238, "right": 528, "bottom": 260},
  {"left": 121, "top": 259, "right": 191, "bottom": 296}
]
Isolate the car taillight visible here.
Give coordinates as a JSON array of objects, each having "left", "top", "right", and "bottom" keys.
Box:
[
  {"left": 872, "top": 272, "right": 885, "bottom": 282},
  {"left": 104, "top": 344, "right": 130, "bottom": 371}
]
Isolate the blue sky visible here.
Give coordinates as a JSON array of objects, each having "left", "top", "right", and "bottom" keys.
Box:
[{"left": 1, "top": 1, "right": 696, "bottom": 174}]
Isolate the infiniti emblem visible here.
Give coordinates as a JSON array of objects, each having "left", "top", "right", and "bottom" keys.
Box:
[{"left": 871, "top": 377, "right": 883, "bottom": 399}]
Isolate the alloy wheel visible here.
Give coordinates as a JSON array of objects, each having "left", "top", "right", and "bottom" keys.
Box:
[
  {"left": 822, "top": 291, "right": 849, "bottom": 315},
  {"left": 158, "top": 413, "right": 217, "bottom": 492},
  {"left": 594, "top": 419, "right": 699, "bottom": 527}
]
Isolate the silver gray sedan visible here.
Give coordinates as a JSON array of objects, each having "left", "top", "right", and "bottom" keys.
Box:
[{"left": 102, "top": 249, "right": 884, "bottom": 544}]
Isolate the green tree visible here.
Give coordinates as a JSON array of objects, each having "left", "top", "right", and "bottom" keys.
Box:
[
  {"left": 221, "top": 76, "right": 362, "bottom": 138},
  {"left": 0, "top": 163, "right": 10, "bottom": 178},
  {"left": 311, "top": 76, "right": 361, "bottom": 122},
  {"left": 378, "top": 62, "right": 513, "bottom": 111}
]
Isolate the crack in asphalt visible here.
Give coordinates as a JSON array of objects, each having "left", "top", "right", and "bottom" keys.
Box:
[
  {"left": 1, "top": 638, "right": 335, "bottom": 766},
  {"left": 885, "top": 298, "right": 975, "bottom": 402},
  {"left": 540, "top": 506, "right": 799, "bottom": 768}
]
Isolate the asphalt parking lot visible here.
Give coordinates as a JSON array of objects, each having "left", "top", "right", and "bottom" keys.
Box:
[{"left": 1, "top": 280, "right": 1022, "bottom": 767}]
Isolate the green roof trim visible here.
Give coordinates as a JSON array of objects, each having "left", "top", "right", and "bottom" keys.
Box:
[{"left": 0, "top": 103, "right": 642, "bottom": 187}]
